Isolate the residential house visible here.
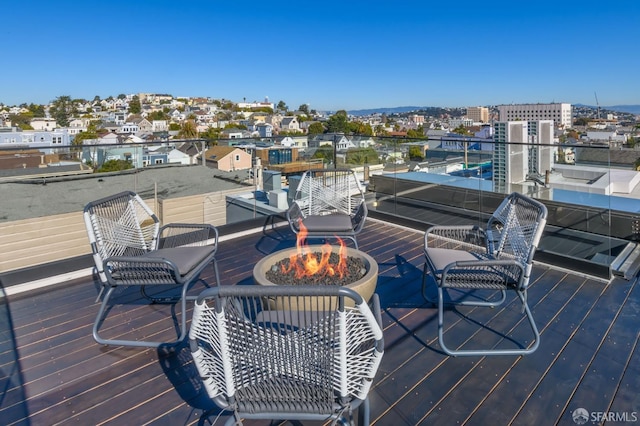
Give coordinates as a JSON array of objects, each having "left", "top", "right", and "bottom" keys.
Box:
[
  {"left": 169, "top": 109, "right": 186, "bottom": 122},
  {"left": 120, "top": 122, "right": 139, "bottom": 134},
  {"left": 280, "top": 116, "right": 300, "bottom": 132},
  {"left": 0, "top": 149, "right": 59, "bottom": 170},
  {"left": 0, "top": 128, "right": 70, "bottom": 153},
  {"left": 222, "top": 128, "right": 252, "bottom": 140},
  {"left": 255, "top": 146, "right": 299, "bottom": 167},
  {"left": 166, "top": 148, "right": 192, "bottom": 165},
  {"left": 250, "top": 112, "right": 269, "bottom": 122},
  {"left": 256, "top": 123, "right": 273, "bottom": 138},
  {"left": 30, "top": 118, "right": 57, "bottom": 131},
  {"left": 351, "top": 136, "right": 376, "bottom": 149},
  {"left": 152, "top": 120, "right": 168, "bottom": 132},
  {"left": 127, "top": 116, "right": 153, "bottom": 134},
  {"left": 204, "top": 146, "right": 252, "bottom": 171},
  {"left": 82, "top": 145, "right": 144, "bottom": 168},
  {"left": 114, "top": 112, "right": 127, "bottom": 125},
  {"left": 278, "top": 136, "right": 306, "bottom": 148},
  {"left": 142, "top": 149, "right": 169, "bottom": 166},
  {"left": 308, "top": 133, "right": 353, "bottom": 150},
  {"left": 586, "top": 130, "right": 627, "bottom": 145},
  {"left": 101, "top": 123, "right": 120, "bottom": 133}
]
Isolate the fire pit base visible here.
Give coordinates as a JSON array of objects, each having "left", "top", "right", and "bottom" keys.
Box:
[{"left": 253, "top": 245, "right": 378, "bottom": 309}]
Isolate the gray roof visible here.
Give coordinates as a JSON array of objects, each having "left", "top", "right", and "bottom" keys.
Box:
[{"left": 0, "top": 164, "right": 251, "bottom": 222}]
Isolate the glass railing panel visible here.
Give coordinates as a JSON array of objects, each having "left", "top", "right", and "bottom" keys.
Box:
[
  {"left": 364, "top": 135, "right": 634, "bottom": 279},
  {"left": 1, "top": 133, "right": 636, "bottom": 280}
]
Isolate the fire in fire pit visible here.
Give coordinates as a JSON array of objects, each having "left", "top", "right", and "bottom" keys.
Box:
[
  {"left": 266, "top": 221, "right": 365, "bottom": 286},
  {"left": 253, "top": 220, "right": 378, "bottom": 303},
  {"left": 266, "top": 249, "right": 367, "bottom": 286}
]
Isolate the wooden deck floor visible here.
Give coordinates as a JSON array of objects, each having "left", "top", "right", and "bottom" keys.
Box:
[{"left": 1, "top": 219, "right": 638, "bottom": 425}]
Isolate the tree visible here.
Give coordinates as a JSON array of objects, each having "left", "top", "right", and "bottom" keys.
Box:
[
  {"left": 277, "top": 100, "right": 288, "bottom": 113},
  {"left": 406, "top": 125, "right": 424, "bottom": 139},
  {"left": 148, "top": 110, "right": 169, "bottom": 121},
  {"left": 9, "top": 113, "right": 34, "bottom": 130},
  {"left": 50, "top": 95, "right": 72, "bottom": 127},
  {"left": 452, "top": 125, "right": 471, "bottom": 136},
  {"left": 28, "top": 103, "right": 45, "bottom": 116},
  {"left": 312, "top": 147, "right": 334, "bottom": 165},
  {"left": 298, "top": 104, "right": 310, "bottom": 114},
  {"left": 308, "top": 122, "right": 325, "bottom": 135},
  {"left": 346, "top": 147, "right": 379, "bottom": 165},
  {"left": 72, "top": 121, "right": 100, "bottom": 145},
  {"left": 408, "top": 145, "right": 424, "bottom": 161},
  {"left": 348, "top": 121, "right": 373, "bottom": 136},
  {"left": 178, "top": 119, "right": 198, "bottom": 139},
  {"left": 97, "top": 159, "right": 133, "bottom": 173},
  {"left": 199, "top": 126, "right": 221, "bottom": 142},
  {"left": 128, "top": 95, "right": 141, "bottom": 114},
  {"left": 374, "top": 125, "right": 388, "bottom": 136},
  {"left": 326, "top": 110, "right": 349, "bottom": 134}
]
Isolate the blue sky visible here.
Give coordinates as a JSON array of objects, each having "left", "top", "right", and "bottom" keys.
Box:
[{"left": 2, "top": 0, "right": 639, "bottom": 111}]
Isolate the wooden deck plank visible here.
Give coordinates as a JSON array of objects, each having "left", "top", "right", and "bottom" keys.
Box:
[
  {"left": 513, "top": 277, "right": 635, "bottom": 425},
  {"left": 562, "top": 277, "right": 639, "bottom": 420},
  {"left": 462, "top": 271, "right": 595, "bottom": 425},
  {"left": 421, "top": 268, "right": 573, "bottom": 425}
]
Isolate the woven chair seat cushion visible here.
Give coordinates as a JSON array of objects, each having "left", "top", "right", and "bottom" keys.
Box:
[
  {"left": 425, "top": 247, "right": 485, "bottom": 271},
  {"left": 302, "top": 213, "right": 353, "bottom": 233},
  {"left": 141, "top": 246, "right": 215, "bottom": 276},
  {"left": 425, "top": 247, "right": 517, "bottom": 289}
]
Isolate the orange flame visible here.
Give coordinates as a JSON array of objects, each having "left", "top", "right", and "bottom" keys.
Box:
[{"left": 283, "top": 220, "right": 348, "bottom": 279}]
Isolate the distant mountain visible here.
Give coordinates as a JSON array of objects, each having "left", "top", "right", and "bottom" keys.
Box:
[
  {"left": 347, "top": 106, "right": 429, "bottom": 116},
  {"left": 345, "top": 104, "right": 640, "bottom": 117},
  {"left": 606, "top": 105, "right": 640, "bottom": 115},
  {"left": 575, "top": 104, "right": 640, "bottom": 115}
]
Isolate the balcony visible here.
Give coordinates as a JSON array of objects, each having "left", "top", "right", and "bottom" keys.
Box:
[{"left": 1, "top": 137, "right": 639, "bottom": 424}]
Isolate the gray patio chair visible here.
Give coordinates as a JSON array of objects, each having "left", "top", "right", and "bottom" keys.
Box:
[
  {"left": 83, "top": 190, "right": 220, "bottom": 348},
  {"left": 286, "top": 169, "right": 367, "bottom": 249},
  {"left": 189, "top": 285, "right": 384, "bottom": 426},
  {"left": 422, "top": 192, "right": 548, "bottom": 356}
]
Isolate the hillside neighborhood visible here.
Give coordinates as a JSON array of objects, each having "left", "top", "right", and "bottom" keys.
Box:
[{"left": 0, "top": 94, "right": 639, "bottom": 180}]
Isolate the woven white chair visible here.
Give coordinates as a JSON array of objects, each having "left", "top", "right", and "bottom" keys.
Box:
[
  {"left": 83, "top": 190, "right": 220, "bottom": 348},
  {"left": 422, "top": 192, "right": 548, "bottom": 356},
  {"left": 189, "top": 285, "right": 384, "bottom": 425},
  {"left": 287, "top": 169, "right": 367, "bottom": 248}
]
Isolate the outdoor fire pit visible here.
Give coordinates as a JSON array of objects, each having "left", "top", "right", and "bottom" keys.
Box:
[{"left": 253, "top": 244, "right": 378, "bottom": 308}]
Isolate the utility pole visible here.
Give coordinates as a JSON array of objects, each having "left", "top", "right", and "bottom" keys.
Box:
[{"left": 594, "top": 92, "right": 600, "bottom": 120}]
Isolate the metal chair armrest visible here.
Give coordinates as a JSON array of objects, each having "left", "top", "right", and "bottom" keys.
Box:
[
  {"left": 351, "top": 201, "right": 368, "bottom": 234},
  {"left": 286, "top": 201, "right": 304, "bottom": 233}
]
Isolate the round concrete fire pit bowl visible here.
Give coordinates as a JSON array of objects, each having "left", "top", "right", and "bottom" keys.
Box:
[{"left": 253, "top": 245, "right": 378, "bottom": 310}]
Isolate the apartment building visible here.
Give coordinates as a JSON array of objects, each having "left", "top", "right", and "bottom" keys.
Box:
[
  {"left": 527, "top": 120, "right": 555, "bottom": 177},
  {"left": 466, "top": 106, "right": 489, "bottom": 123},
  {"left": 492, "top": 120, "right": 555, "bottom": 193},
  {"left": 497, "top": 103, "right": 572, "bottom": 128}
]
